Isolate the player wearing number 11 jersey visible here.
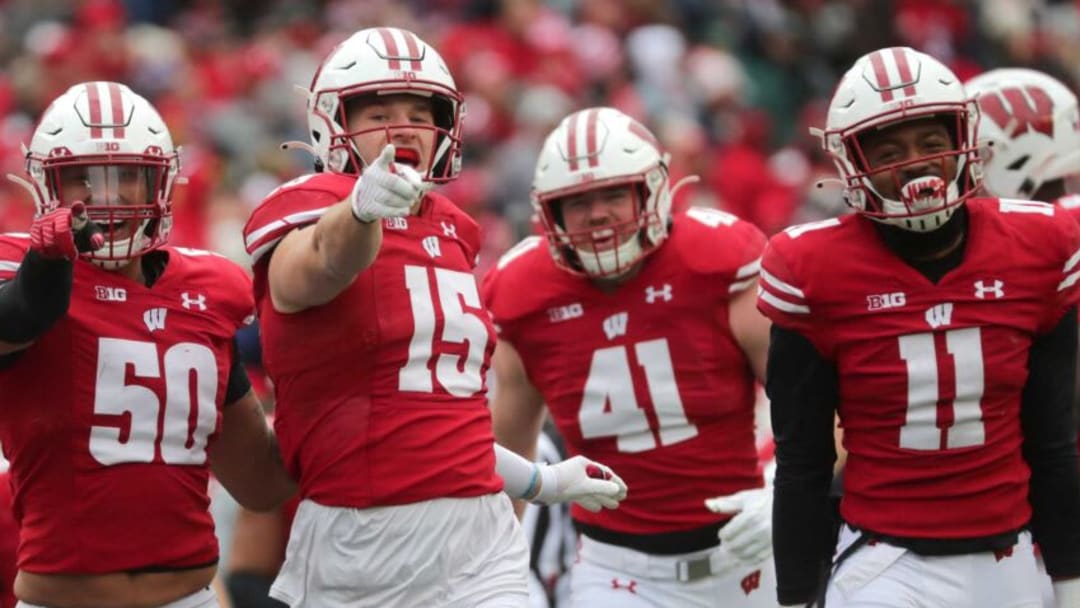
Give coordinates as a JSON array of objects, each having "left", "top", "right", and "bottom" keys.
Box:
[
  {"left": 242, "top": 28, "right": 625, "bottom": 608},
  {"left": 761, "top": 47, "right": 1080, "bottom": 608},
  {"left": 0, "top": 82, "right": 295, "bottom": 608},
  {"left": 483, "top": 107, "right": 779, "bottom": 607}
]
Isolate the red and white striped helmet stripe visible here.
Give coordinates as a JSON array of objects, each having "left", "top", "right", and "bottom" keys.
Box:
[
  {"left": 376, "top": 27, "right": 423, "bottom": 71},
  {"left": 867, "top": 48, "right": 919, "bottom": 103},
  {"left": 565, "top": 108, "right": 602, "bottom": 172},
  {"left": 84, "top": 82, "right": 127, "bottom": 139}
]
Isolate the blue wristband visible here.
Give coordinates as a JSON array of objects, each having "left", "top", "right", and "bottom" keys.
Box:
[{"left": 520, "top": 464, "right": 540, "bottom": 500}]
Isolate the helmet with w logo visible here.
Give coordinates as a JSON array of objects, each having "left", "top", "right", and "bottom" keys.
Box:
[
  {"left": 965, "top": 68, "right": 1080, "bottom": 200},
  {"left": 817, "top": 47, "right": 982, "bottom": 232},
  {"left": 532, "top": 107, "right": 673, "bottom": 278},
  {"left": 22, "top": 81, "right": 179, "bottom": 268},
  {"left": 306, "top": 27, "right": 463, "bottom": 182}
]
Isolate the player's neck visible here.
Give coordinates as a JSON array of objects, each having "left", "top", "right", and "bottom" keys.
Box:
[
  {"left": 875, "top": 204, "right": 968, "bottom": 282},
  {"left": 1033, "top": 180, "right": 1067, "bottom": 203},
  {"left": 589, "top": 262, "right": 644, "bottom": 293}
]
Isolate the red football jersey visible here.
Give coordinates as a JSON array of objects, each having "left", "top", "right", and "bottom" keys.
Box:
[
  {"left": 758, "top": 198, "right": 1080, "bottom": 539},
  {"left": 482, "top": 208, "right": 767, "bottom": 534},
  {"left": 0, "top": 238, "right": 253, "bottom": 574},
  {"left": 243, "top": 173, "right": 502, "bottom": 508}
]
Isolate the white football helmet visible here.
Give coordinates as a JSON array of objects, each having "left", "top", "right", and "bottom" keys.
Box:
[
  {"left": 532, "top": 107, "right": 673, "bottom": 278},
  {"left": 306, "top": 27, "right": 463, "bottom": 181},
  {"left": 965, "top": 68, "right": 1080, "bottom": 199},
  {"left": 816, "top": 47, "right": 982, "bottom": 232},
  {"left": 21, "top": 81, "right": 179, "bottom": 268}
]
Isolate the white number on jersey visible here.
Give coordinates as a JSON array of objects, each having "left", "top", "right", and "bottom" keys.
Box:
[
  {"left": 686, "top": 207, "right": 739, "bottom": 228},
  {"left": 999, "top": 199, "right": 1055, "bottom": 216},
  {"left": 90, "top": 338, "right": 219, "bottom": 466},
  {"left": 897, "top": 328, "right": 986, "bottom": 450},
  {"left": 578, "top": 338, "right": 697, "bottom": 453},
  {"left": 399, "top": 265, "right": 489, "bottom": 396}
]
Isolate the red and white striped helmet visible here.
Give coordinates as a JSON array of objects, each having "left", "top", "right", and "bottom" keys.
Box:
[
  {"left": 306, "top": 27, "right": 463, "bottom": 182},
  {"left": 965, "top": 68, "right": 1080, "bottom": 199},
  {"left": 24, "top": 81, "right": 179, "bottom": 267},
  {"left": 818, "top": 47, "right": 982, "bottom": 232},
  {"left": 532, "top": 107, "right": 672, "bottom": 277}
]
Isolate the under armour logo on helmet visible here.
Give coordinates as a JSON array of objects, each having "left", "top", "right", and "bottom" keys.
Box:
[{"left": 181, "top": 291, "right": 207, "bottom": 311}]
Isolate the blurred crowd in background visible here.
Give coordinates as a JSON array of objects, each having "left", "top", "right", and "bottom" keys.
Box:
[{"left": 2, "top": 0, "right": 1080, "bottom": 274}]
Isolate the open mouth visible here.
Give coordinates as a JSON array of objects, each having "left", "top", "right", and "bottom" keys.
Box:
[
  {"left": 394, "top": 148, "right": 421, "bottom": 168},
  {"left": 590, "top": 227, "right": 618, "bottom": 250}
]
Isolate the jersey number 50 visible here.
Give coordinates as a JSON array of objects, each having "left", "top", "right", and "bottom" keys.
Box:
[{"left": 90, "top": 338, "right": 219, "bottom": 466}]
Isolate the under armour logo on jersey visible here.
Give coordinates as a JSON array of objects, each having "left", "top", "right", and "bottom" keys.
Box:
[
  {"left": 645, "top": 284, "right": 672, "bottom": 303},
  {"left": 974, "top": 280, "right": 1005, "bottom": 299},
  {"left": 95, "top": 286, "right": 127, "bottom": 302},
  {"left": 603, "top": 312, "right": 628, "bottom": 340},
  {"left": 422, "top": 236, "right": 441, "bottom": 258},
  {"left": 181, "top": 292, "right": 207, "bottom": 311},
  {"left": 441, "top": 221, "right": 457, "bottom": 239},
  {"left": 740, "top": 570, "right": 762, "bottom": 595},
  {"left": 384, "top": 217, "right": 408, "bottom": 230},
  {"left": 610, "top": 578, "right": 638, "bottom": 594},
  {"left": 143, "top": 308, "right": 167, "bottom": 332},
  {"left": 925, "top": 303, "right": 954, "bottom": 329}
]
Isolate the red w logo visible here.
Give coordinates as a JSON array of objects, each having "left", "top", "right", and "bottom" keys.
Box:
[
  {"left": 977, "top": 86, "right": 1054, "bottom": 138},
  {"left": 740, "top": 569, "right": 762, "bottom": 595}
]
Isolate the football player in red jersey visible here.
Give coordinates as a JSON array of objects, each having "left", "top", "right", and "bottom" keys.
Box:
[
  {"left": 0, "top": 82, "right": 295, "bottom": 608},
  {"left": 241, "top": 27, "right": 626, "bottom": 608},
  {"left": 965, "top": 67, "right": 1080, "bottom": 608},
  {"left": 759, "top": 47, "right": 1080, "bottom": 608},
  {"left": 483, "top": 107, "right": 777, "bottom": 607}
]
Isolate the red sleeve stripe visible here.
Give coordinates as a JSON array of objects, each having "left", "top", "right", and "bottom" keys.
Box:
[
  {"left": 245, "top": 207, "right": 331, "bottom": 263},
  {"left": 758, "top": 286, "right": 810, "bottom": 314},
  {"left": 0, "top": 261, "right": 19, "bottom": 274}
]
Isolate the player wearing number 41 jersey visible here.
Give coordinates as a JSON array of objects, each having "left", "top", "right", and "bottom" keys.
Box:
[
  {"left": 242, "top": 28, "right": 626, "bottom": 608},
  {"left": 0, "top": 82, "right": 294, "bottom": 608},
  {"left": 762, "top": 47, "right": 1080, "bottom": 608},
  {"left": 484, "top": 107, "right": 779, "bottom": 608}
]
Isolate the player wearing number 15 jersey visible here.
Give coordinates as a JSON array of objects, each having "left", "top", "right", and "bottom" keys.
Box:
[
  {"left": 483, "top": 107, "right": 779, "bottom": 608},
  {"left": 761, "top": 47, "right": 1080, "bottom": 608},
  {"left": 242, "top": 28, "right": 625, "bottom": 608},
  {"left": 0, "top": 82, "right": 294, "bottom": 608}
]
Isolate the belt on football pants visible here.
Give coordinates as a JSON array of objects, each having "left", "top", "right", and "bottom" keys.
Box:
[{"left": 578, "top": 534, "right": 725, "bottom": 582}]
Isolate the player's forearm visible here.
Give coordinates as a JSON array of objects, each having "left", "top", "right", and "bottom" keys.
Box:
[
  {"left": 0, "top": 250, "right": 73, "bottom": 349},
  {"left": 494, "top": 443, "right": 543, "bottom": 501},
  {"left": 768, "top": 325, "right": 841, "bottom": 604},
  {"left": 1023, "top": 306, "right": 1080, "bottom": 578},
  {"left": 312, "top": 201, "right": 383, "bottom": 281}
]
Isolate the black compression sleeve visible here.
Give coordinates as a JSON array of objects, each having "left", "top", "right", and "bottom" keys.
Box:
[
  {"left": 225, "top": 571, "right": 286, "bottom": 607},
  {"left": 1023, "top": 306, "right": 1080, "bottom": 578},
  {"left": 768, "top": 324, "right": 840, "bottom": 605},
  {"left": 224, "top": 337, "right": 254, "bottom": 406},
  {"left": 0, "top": 250, "right": 73, "bottom": 343}
]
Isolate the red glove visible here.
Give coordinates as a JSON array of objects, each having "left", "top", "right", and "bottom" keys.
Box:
[{"left": 29, "top": 202, "right": 103, "bottom": 260}]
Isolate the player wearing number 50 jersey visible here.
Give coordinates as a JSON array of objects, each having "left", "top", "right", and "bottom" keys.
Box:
[
  {"left": 483, "top": 107, "right": 779, "bottom": 608},
  {"left": 762, "top": 47, "right": 1080, "bottom": 608},
  {"left": 242, "top": 28, "right": 626, "bottom": 608},
  {"left": 0, "top": 82, "right": 295, "bottom": 608}
]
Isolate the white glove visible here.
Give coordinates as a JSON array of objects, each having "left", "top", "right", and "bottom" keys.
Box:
[
  {"left": 704, "top": 487, "right": 773, "bottom": 564},
  {"left": 532, "top": 455, "right": 628, "bottom": 513},
  {"left": 350, "top": 143, "right": 427, "bottom": 223},
  {"left": 1055, "top": 578, "right": 1080, "bottom": 608}
]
